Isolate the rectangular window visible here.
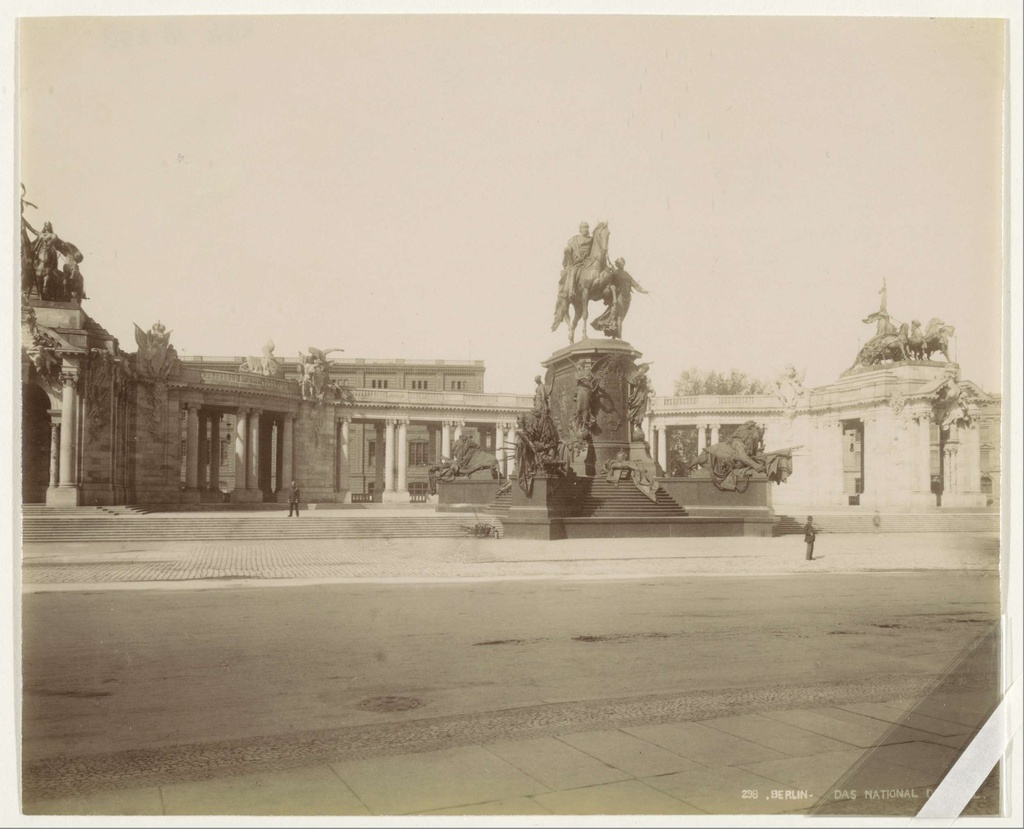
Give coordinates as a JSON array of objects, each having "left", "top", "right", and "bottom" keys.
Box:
[
  {"left": 367, "top": 440, "right": 377, "bottom": 468},
  {"left": 450, "top": 380, "right": 465, "bottom": 391},
  {"left": 370, "top": 379, "right": 390, "bottom": 389},
  {"left": 980, "top": 449, "right": 990, "bottom": 469},
  {"left": 410, "top": 379, "right": 428, "bottom": 390},
  {"left": 409, "top": 441, "right": 430, "bottom": 466}
]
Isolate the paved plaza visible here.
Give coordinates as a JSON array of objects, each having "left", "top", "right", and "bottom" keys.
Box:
[
  {"left": 19, "top": 529, "right": 1002, "bottom": 817},
  {"left": 23, "top": 525, "right": 1000, "bottom": 589}
]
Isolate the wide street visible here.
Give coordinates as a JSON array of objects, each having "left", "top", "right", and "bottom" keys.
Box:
[{"left": 20, "top": 532, "right": 1002, "bottom": 816}]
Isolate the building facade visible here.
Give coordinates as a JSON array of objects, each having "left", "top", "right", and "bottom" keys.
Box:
[{"left": 21, "top": 298, "right": 1000, "bottom": 511}]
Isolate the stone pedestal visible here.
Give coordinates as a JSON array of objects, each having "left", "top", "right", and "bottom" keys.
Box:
[
  {"left": 502, "top": 476, "right": 574, "bottom": 540},
  {"left": 435, "top": 479, "right": 500, "bottom": 512},
  {"left": 543, "top": 339, "right": 643, "bottom": 475},
  {"left": 628, "top": 440, "right": 659, "bottom": 480}
]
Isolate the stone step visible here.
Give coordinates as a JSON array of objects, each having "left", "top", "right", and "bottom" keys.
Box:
[
  {"left": 773, "top": 513, "right": 998, "bottom": 535},
  {"left": 21, "top": 516, "right": 492, "bottom": 543}
]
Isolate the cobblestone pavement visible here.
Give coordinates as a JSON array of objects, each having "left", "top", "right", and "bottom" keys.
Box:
[{"left": 22, "top": 532, "right": 999, "bottom": 588}]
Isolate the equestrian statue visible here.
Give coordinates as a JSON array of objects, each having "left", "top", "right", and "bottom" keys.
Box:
[{"left": 550, "top": 221, "right": 647, "bottom": 343}]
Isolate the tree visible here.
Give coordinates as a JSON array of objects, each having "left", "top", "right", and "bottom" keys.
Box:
[{"left": 672, "top": 367, "right": 770, "bottom": 396}]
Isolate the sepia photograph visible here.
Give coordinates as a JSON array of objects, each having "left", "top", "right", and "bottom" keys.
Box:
[{"left": 6, "top": 1, "right": 1022, "bottom": 824}]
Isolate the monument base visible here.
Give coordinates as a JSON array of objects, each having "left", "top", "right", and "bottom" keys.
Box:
[
  {"left": 501, "top": 476, "right": 573, "bottom": 539},
  {"left": 435, "top": 478, "right": 501, "bottom": 512}
]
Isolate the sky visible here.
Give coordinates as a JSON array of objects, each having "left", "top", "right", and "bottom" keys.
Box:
[{"left": 16, "top": 13, "right": 1008, "bottom": 396}]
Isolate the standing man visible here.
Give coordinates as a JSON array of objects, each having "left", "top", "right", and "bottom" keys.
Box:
[
  {"left": 804, "top": 515, "right": 817, "bottom": 560},
  {"left": 288, "top": 479, "right": 301, "bottom": 517}
]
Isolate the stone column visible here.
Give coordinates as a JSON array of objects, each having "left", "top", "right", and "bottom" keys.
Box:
[
  {"left": 495, "top": 423, "right": 506, "bottom": 477},
  {"left": 234, "top": 409, "right": 248, "bottom": 491},
  {"left": 710, "top": 423, "right": 720, "bottom": 445},
  {"left": 696, "top": 422, "right": 706, "bottom": 454},
  {"left": 860, "top": 413, "right": 876, "bottom": 504},
  {"left": 184, "top": 403, "right": 200, "bottom": 491},
  {"left": 209, "top": 413, "right": 221, "bottom": 491},
  {"left": 507, "top": 422, "right": 517, "bottom": 476},
  {"left": 915, "top": 413, "right": 932, "bottom": 491},
  {"left": 397, "top": 419, "right": 409, "bottom": 494},
  {"left": 441, "top": 420, "right": 452, "bottom": 460},
  {"left": 339, "top": 417, "right": 352, "bottom": 501},
  {"left": 49, "top": 421, "right": 61, "bottom": 488},
  {"left": 281, "top": 414, "right": 294, "bottom": 487},
  {"left": 384, "top": 418, "right": 396, "bottom": 493},
  {"left": 197, "top": 412, "right": 208, "bottom": 491},
  {"left": 657, "top": 425, "right": 668, "bottom": 471},
  {"left": 453, "top": 421, "right": 464, "bottom": 442},
  {"left": 57, "top": 372, "right": 79, "bottom": 491},
  {"left": 959, "top": 421, "right": 979, "bottom": 493},
  {"left": 248, "top": 409, "right": 262, "bottom": 491}
]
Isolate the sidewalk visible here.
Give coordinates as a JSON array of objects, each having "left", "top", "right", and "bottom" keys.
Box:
[
  {"left": 22, "top": 532, "right": 1000, "bottom": 590},
  {"left": 23, "top": 688, "right": 995, "bottom": 816}
]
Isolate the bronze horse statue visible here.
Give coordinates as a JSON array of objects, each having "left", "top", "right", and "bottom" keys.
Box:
[
  {"left": 907, "top": 318, "right": 955, "bottom": 362},
  {"left": 550, "top": 222, "right": 617, "bottom": 344}
]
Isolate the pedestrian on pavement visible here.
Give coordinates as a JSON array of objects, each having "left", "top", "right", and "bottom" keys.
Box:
[
  {"left": 804, "top": 515, "right": 817, "bottom": 560},
  {"left": 288, "top": 480, "right": 301, "bottom": 517}
]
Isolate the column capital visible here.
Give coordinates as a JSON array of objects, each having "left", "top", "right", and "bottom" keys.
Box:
[
  {"left": 386, "top": 417, "right": 399, "bottom": 427},
  {"left": 236, "top": 406, "right": 249, "bottom": 417},
  {"left": 338, "top": 415, "right": 352, "bottom": 424},
  {"left": 59, "top": 371, "right": 78, "bottom": 389},
  {"left": 397, "top": 417, "right": 410, "bottom": 427}
]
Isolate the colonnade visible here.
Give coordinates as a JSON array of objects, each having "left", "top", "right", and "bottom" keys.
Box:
[
  {"left": 646, "top": 420, "right": 727, "bottom": 474},
  {"left": 181, "top": 404, "right": 296, "bottom": 501},
  {"left": 372, "top": 417, "right": 518, "bottom": 501}
]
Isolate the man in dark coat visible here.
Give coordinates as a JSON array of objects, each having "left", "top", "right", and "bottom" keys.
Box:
[
  {"left": 288, "top": 480, "right": 301, "bottom": 517},
  {"left": 804, "top": 515, "right": 817, "bottom": 560}
]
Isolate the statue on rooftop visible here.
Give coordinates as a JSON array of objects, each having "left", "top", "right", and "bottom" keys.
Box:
[
  {"left": 20, "top": 186, "right": 85, "bottom": 303},
  {"left": 774, "top": 364, "right": 810, "bottom": 411},
  {"left": 298, "top": 347, "right": 344, "bottom": 402},
  {"left": 241, "top": 340, "right": 284, "bottom": 377},
  {"left": 132, "top": 321, "right": 179, "bottom": 381}
]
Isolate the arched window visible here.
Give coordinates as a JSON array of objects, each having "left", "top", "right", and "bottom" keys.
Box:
[{"left": 981, "top": 476, "right": 993, "bottom": 495}]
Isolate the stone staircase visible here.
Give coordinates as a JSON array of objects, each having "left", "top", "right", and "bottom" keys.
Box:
[
  {"left": 486, "top": 478, "right": 687, "bottom": 519},
  {"left": 21, "top": 505, "right": 151, "bottom": 516},
  {"left": 570, "top": 478, "right": 688, "bottom": 518},
  {"left": 773, "top": 512, "right": 999, "bottom": 536},
  {"left": 21, "top": 512, "right": 496, "bottom": 543}
]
